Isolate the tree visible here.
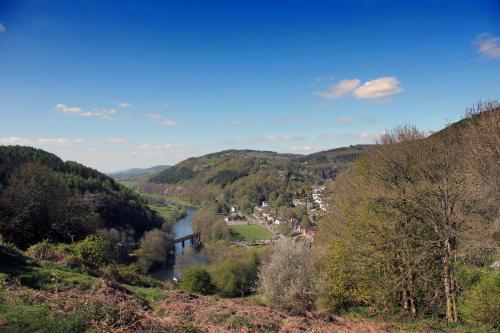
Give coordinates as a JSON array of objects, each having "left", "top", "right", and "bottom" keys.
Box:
[
  {"left": 180, "top": 265, "right": 215, "bottom": 295},
  {"left": 258, "top": 238, "right": 316, "bottom": 311},
  {"left": 73, "top": 235, "right": 112, "bottom": 267},
  {"left": 0, "top": 162, "right": 69, "bottom": 248},
  {"left": 317, "top": 112, "right": 500, "bottom": 322},
  {"left": 211, "top": 251, "right": 259, "bottom": 297},
  {"left": 135, "top": 229, "right": 173, "bottom": 272}
]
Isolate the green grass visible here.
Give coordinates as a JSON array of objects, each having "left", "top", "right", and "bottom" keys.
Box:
[
  {"left": 149, "top": 204, "right": 176, "bottom": 219},
  {"left": 118, "top": 179, "right": 139, "bottom": 189},
  {"left": 0, "top": 290, "right": 96, "bottom": 333},
  {"left": 0, "top": 250, "right": 98, "bottom": 292},
  {"left": 229, "top": 224, "right": 273, "bottom": 242},
  {"left": 140, "top": 192, "right": 195, "bottom": 207},
  {"left": 124, "top": 284, "right": 168, "bottom": 303}
]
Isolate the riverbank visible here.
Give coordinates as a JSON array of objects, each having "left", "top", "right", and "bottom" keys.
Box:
[{"left": 149, "top": 208, "right": 208, "bottom": 281}]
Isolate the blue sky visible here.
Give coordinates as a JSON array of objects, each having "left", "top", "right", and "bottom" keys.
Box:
[{"left": 0, "top": 0, "right": 499, "bottom": 172}]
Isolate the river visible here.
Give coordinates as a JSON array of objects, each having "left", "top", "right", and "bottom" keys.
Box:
[{"left": 150, "top": 208, "right": 208, "bottom": 281}]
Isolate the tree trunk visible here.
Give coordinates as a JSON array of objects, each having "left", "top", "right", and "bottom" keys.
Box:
[{"left": 443, "top": 241, "right": 457, "bottom": 323}]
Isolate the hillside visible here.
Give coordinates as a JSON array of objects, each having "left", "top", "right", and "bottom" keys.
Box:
[
  {"left": 0, "top": 146, "right": 164, "bottom": 249},
  {"left": 0, "top": 246, "right": 398, "bottom": 333},
  {"left": 139, "top": 145, "right": 369, "bottom": 210},
  {"left": 108, "top": 165, "right": 170, "bottom": 180}
]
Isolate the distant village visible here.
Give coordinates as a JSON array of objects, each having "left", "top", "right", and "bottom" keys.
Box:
[{"left": 223, "top": 185, "right": 329, "bottom": 243}]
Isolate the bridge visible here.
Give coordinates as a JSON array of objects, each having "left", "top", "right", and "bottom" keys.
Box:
[{"left": 174, "top": 232, "right": 201, "bottom": 252}]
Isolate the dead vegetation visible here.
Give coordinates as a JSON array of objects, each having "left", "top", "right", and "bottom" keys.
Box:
[{"left": 1, "top": 278, "right": 399, "bottom": 333}]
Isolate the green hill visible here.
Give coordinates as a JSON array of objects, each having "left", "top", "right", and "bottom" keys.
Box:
[
  {"left": 139, "top": 145, "right": 369, "bottom": 210},
  {"left": 108, "top": 165, "right": 170, "bottom": 180},
  {"left": 0, "top": 146, "right": 163, "bottom": 249}
]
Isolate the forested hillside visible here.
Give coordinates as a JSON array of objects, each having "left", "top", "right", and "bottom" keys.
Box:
[
  {"left": 139, "top": 146, "right": 369, "bottom": 210},
  {"left": 309, "top": 102, "right": 499, "bottom": 326},
  {"left": 0, "top": 146, "right": 163, "bottom": 249}
]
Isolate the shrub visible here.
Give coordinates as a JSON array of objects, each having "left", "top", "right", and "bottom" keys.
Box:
[
  {"left": 0, "top": 272, "right": 9, "bottom": 287},
  {"left": 258, "top": 238, "right": 316, "bottom": 311},
  {"left": 460, "top": 271, "right": 500, "bottom": 330},
  {"left": 101, "top": 264, "right": 163, "bottom": 288},
  {"left": 72, "top": 235, "right": 111, "bottom": 267},
  {"left": 0, "top": 240, "right": 25, "bottom": 261},
  {"left": 26, "top": 241, "right": 66, "bottom": 262},
  {"left": 211, "top": 251, "right": 259, "bottom": 297},
  {"left": 135, "top": 229, "right": 173, "bottom": 273},
  {"left": 180, "top": 265, "right": 215, "bottom": 295}
]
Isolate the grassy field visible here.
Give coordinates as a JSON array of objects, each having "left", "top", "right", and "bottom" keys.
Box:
[
  {"left": 138, "top": 192, "right": 195, "bottom": 207},
  {"left": 148, "top": 204, "right": 179, "bottom": 220},
  {"left": 229, "top": 224, "right": 274, "bottom": 242},
  {"left": 117, "top": 179, "right": 140, "bottom": 189}
]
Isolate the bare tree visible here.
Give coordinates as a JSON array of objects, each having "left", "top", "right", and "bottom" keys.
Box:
[{"left": 258, "top": 238, "right": 316, "bottom": 312}]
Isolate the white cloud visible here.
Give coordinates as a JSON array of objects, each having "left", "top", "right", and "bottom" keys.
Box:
[
  {"left": 474, "top": 33, "right": 500, "bottom": 59},
  {"left": 263, "top": 135, "right": 305, "bottom": 142},
  {"left": 315, "top": 79, "right": 360, "bottom": 99},
  {"left": 359, "top": 131, "right": 387, "bottom": 140},
  {"left": 118, "top": 102, "right": 132, "bottom": 108},
  {"left": 55, "top": 104, "right": 117, "bottom": 119},
  {"left": 0, "top": 136, "right": 84, "bottom": 147},
  {"left": 0, "top": 137, "right": 32, "bottom": 145},
  {"left": 37, "top": 138, "right": 84, "bottom": 146},
  {"left": 137, "top": 144, "right": 157, "bottom": 151},
  {"left": 161, "top": 119, "right": 177, "bottom": 126},
  {"left": 55, "top": 103, "right": 82, "bottom": 114},
  {"left": 142, "top": 113, "right": 177, "bottom": 126},
  {"left": 80, "top": 108, "right": 117, "bottom": 119},
  {"left": 105, "top": 138, "right": 126, "bottom": 144},
  {"left": 0, "top": 23, "right": 5, "bottom": 33},
  {"left": 315, "top": 76, "right": 403, "bottom": 100},
  {"left": 164, "top": 143, "right": 187, "bottom": 150},
  {"left": 318, "top": 131, "right": 387, "bottom": 141},
  {"left": 336, "top": 117, "right": 353, "bottom": 124},
  {"left": 229, "top": 120, "right": 241, "bottom": 126},
  {"left": 288, "top": 146, "right": 318, "bottom": 153},
  {"left": 352, "top": 77, "right": 403, "bottom": 99},
  {"left": 144, "top": 113, "right": 162, "bottom": 121},
  {"left": 137, "top": 143, "right": 186, "bottom": 151}
]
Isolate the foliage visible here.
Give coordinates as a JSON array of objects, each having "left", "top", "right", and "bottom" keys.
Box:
[
  {"left": 26, "top": 240, "right": 67, "bottom": 262},
  {"left": 150, "top": 165, "right": 197, "bottom": 184},
  {"left": 460, "top": 271, "right": 500, "bottom": 330},
  {"left": 258, "top": 238, "right": 316, "bottom": 311},
  {"left": 192, "top": 204, "right": 231, "bottom": 242},
  {"left": 210, "top": 250, "right": 259, "bottom": 297},
  {"left": 124, "top": 284, "right": 168, "bottom": 302},
  {"left": 72, "top": 235, "right": 112, "bottom": 267},
  {"left": 207, "top": 169, "right": 249, "bottom": 187},
  {"left": 0, "top": 146, "right": 164, "bottom": 250},
  {"left": 135, "top": 228, "right": 173, "bottom": 273},
  {"left": 315, "top": 103, "right": 500, "bottom": 322},
  {"left": 141, "top": 147, "right": 368, "bottom": 210},
  {"left": 179, "top": 265, "right": 215, "bottom": 295},
  {"left": 101, "top": 264, "right": 163, "bottom": 288}
]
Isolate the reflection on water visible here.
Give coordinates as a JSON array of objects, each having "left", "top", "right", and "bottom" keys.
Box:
[{"left": 150, "top": 208, "right": 208, "bottom": 281}]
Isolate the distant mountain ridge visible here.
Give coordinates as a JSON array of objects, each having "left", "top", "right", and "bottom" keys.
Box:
[{"left": 108, "top": 165, "right": 170, "bottom": 180}]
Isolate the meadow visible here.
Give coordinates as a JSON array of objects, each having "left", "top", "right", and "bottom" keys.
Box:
[{"left": 229, "top": 224, "right": 273, "bottom": 242}]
